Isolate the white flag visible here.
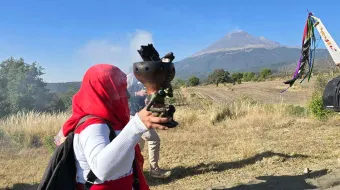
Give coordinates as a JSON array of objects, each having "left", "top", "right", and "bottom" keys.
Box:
[{"left": 312, "top": 15, "right": 340, "bottom": 66}]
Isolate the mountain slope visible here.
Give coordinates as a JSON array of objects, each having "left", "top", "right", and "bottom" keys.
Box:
[
  {"left": 175, "top": 31, "right": 329, "bottom": 79},
  {"left": 194, "top": 30, "right": 282, "bottom": 57}
]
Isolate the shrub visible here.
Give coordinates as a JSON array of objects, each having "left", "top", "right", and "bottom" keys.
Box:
[
  {"left": 167, "top": 97, "right": 177, "bottom": 105},
  {"left": 252, "top": 75, "right": 259, "bottom": 82},
  {"left": 172, "top": 78, "right": 186, "bottom": 89},
  {"left": 43, "top": 136, "right": 56, "bottom": 153},
  {"left": 260, "top": 68, "right": 272, "bottom": 79},
  {"left": 257, "top": 77, "right": 265, "bottom": 82},
  {"left": 314, "top": 74, "right": 329, "bottom": 94},
  {"left": 188, "top": 76, "right": 200, "bottom": 87},
  {"left": 308, "top": 93, "right": 332, "bottom": 120},
  {"left": 237, "top": 78, "right": 242, "bottom": 84},
  {"left": 285, "top": 105, "right": 307, "bottom": 117},
  {"left": 211, "top": 106, "right": 233, "bottom": 125}
]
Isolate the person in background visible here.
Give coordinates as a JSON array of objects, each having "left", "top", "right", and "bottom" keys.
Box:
[{"left": 127, "top": 72, "right": 171, "bottom": 179}]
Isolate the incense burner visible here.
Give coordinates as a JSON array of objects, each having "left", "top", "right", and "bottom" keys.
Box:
[{"left": 133, "top": 44, "right": 178, "bottom": 128}]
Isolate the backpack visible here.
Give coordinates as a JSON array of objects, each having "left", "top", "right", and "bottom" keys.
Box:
[
  {"left": 323, "top": 76, "right": 340, "bottom": 112},
  {"left": 37, "top": 115, "right": 140, "bottom": 190}
]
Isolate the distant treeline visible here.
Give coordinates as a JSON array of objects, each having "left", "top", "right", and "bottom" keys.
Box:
[
  {"left": 172, "top": 68, "right": 273, "bottom": 88},
  {"left": 47, "top": 82, "right": 81, "bottom": 93}
]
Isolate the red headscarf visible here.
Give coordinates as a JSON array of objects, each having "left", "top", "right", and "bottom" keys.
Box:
[
  {"left": 62, "top": 64, "right": 130, "bottom": 136},
  {"left": 62, "top": 64, "right": 149, "bottom": 189}
]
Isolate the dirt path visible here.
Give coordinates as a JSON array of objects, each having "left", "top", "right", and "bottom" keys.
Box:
[{"left": 192, "top": 80, "right": 314, "bottom": 106}]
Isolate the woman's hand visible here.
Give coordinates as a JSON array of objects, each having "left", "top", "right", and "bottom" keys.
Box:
[{"left": 137, "top": 108, "right": 171, "bottom": 130}]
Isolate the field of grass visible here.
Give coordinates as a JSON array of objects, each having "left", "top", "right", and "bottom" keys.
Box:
[{"left": 2, "top": 79, "right": 340, "bottom": 189}]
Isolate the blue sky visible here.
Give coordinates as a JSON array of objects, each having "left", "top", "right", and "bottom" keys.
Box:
[{"left": 0, "top": 0, "right": 339, "bottom": 82}]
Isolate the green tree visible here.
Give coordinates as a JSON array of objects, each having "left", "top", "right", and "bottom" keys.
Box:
[
  {"left": 260, "top": 68, "right": 272, "bottom": 79},
  {"left": 46, "top": 93, "right": 67, "bottom": 112},
  {"left": 231, "top": 72, "right": 243, "bottom": 83},
  {"left": 243, "top": 72, "right": 255, "bottom": 82},
  {"left": 224, "top": 71, "right": 232, "bottom": 83},
  {"left": 172, "top": 78, "right": 186, "bottom": 89},
  {"left": 242, "top": 73, "right": 248, "bottom": 81},
  {"left": 252, "top": 74, "right": 260, "bottom": 82},
  {"left": 0, "top": 77, "right": 10, "bottom": 117},
  {"left": 0, "top": 57, "right": 54, "bottom": 116},
  {"left": 208, "top": 69, "right": 231, "bottom": 86},
  {"left": 58, "top": 87, "right": 78, "bottom": 110},
  {"left": 187, "top": 76, "right": 200, "bottom": 87}
]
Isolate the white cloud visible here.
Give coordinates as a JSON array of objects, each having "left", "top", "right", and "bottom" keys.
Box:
[
  {"left": 75, "top": 30, "right": 153, "bottom": 74},
  {"left": 129, "top": 30, "right": 154, "bottom": 63}
]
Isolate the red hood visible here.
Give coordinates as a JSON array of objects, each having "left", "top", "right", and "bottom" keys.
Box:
[{"left": 62, "top": 64, "right": 130, "bottom": 136}]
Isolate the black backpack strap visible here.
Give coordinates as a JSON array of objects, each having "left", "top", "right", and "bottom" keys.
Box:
[
  {"left": 75, "top": 115, "right": 99, "bottom": 130},
  {"left": 84, "top": 171, "right": 98, "bottom": 189},
  {"left": 132, "top": 159, "right": 140, "bottom": 190}
]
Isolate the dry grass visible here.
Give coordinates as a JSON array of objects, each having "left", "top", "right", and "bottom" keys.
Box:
[
  {"left": 0, "top": 111, "right": 69, "bottom": 149},
  {"left": 1, "top": 84, "right": 340, "bottom": 189},
  {"left": 0, "top": 112, "right": 69, "bottom": 189},
  {"left": 191, "top": 80, "right": 315, "bottom": 106},
  {"left": 143, "top": 99, "right": 340, "bottom": 189}
]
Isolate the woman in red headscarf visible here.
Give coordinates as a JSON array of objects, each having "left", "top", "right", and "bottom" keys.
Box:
[{"left": 58, "top": 64, "right": 170, "bottom": 190}]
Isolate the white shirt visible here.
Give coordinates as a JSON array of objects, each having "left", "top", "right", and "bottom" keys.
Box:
[{"left": 73, "top": 114, "right": 148, "bottom": 183}]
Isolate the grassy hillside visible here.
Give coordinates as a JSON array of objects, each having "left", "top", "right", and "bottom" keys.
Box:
[{"left": 1, "top": 78, "right": 340, "bottom": 189}]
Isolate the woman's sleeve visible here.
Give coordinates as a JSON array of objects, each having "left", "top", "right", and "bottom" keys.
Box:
[{"left": 78, "top": 114, "right": 148, "bottom": 181}]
